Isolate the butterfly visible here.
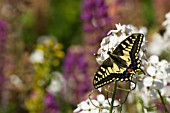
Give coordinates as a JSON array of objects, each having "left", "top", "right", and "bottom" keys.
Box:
[{"left": 93, "top": 33, "right": 144, "bottom": 89}]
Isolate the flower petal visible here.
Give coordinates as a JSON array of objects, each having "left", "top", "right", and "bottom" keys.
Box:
[
  {"left": 161, "top": 86, "right": 170, "bottom": 96},
  {"left": 152, "top": 79, "right": 163, "bottom": 89},
  {"left": 97, "top": 94, "right": 105, "bottom": 103},
  {"left": 149, "top": 55, "right": 159, "bottom": 64},
  {"left": 143, "top": 77, "right": 153, "bottom": 87},
  {"left": 156, "top": 71, "right": 167, "bottom": 79},
  {"left": 147, "top": 66, "right": 156, "bottom": 76},
  {"left": 79, "top": 101, "right": 90, "bottom": 110},
  {"left": 73, "top": 107, "right": 81, "bottom": 113},
  {"left": 109, "top": 35, "right": 118, "bottom": 48},
  {"left": 80, "top": 111, "right": 90, "bottom": 113},
  {"left": 89, "top": 99, "right": 99, "bottom": 109}
]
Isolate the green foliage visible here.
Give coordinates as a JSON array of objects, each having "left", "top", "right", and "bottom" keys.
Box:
[
  {"left": 48, "top": 0, "right": 82, "bottom": 51},
  {"left": 21, "top": 9, "right": 37, "bottom": 51},
  {"left": 141, "top": 0, "right": 156, "bottom": 28}
]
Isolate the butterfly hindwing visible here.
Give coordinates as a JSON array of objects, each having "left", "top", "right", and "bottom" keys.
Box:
[
  {"left": 93, "top": 57, "right": 120, "bottom": 88},
  {"left": 93, "top": 33, "right": 144, "bottom": 89}
]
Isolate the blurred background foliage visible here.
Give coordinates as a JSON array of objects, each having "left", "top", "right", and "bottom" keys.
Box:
[{"left": 0, "top": 0, "right": 170, "bottom": 113}]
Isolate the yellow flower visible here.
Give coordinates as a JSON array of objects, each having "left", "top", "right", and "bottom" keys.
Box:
[
  {"left": 55, "top": 51, "right": 65, "bottom": 58},
  {"left": 54, "top": 43, "right": 63, "bottom": 50},
  {"left": 36, "top": 44, "right": 45, "bottom": 51}
]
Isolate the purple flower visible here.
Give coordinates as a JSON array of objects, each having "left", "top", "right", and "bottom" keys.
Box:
[
  {"left": 95, "top": 6, "right": 108, "bottom": 17},
  {"left": 0, "top": 19, "right": 8, "bottom": 42},
  {"left": 81, "top": 0, "right": 111, "bottom": 32},
  {"left": 0, "top": 19, "right": 8, "bottom": 84},
  {"left": 63, "top": 46, "right": 87, "bottom": 73},
  {"left": 154, "top": 100, "right": 170, "bottom": 112},
  {"left": 63, "top": 46, "right": 92, "bottom": 104},
  {"left": 83, "top": 22, "right": 95, "bottom": 32},
  {"left": 43, "top": 93, "right": 59, "bottom": 113},
  {"left": 81, "top": 9, "right": 93, "bottom": 21},
  {"left": 115, "top": 0, "right": 123, "bottom": 5}
]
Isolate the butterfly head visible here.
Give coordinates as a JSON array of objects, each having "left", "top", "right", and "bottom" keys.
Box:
[{"left": 127, "top": 68, "right": 134, "bottom": 73}]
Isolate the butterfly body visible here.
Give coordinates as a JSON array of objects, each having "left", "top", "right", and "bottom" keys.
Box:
[
  {"left": 93, "top": 33, "right": 144, "bottom": 89},
  {"left": 107, "top": 52, "right": 128, "bottom": 68}
]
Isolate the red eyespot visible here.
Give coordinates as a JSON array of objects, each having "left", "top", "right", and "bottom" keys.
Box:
[{"left": 128, "top": 68, "right": 133, "bottom": 72}]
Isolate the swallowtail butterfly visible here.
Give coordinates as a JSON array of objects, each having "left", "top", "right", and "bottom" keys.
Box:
[{"left": 93, "top": 33, "right": 144, "bottom": 89}]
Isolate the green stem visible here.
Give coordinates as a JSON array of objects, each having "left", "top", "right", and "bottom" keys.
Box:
[
  {"left": 109, "top": 81, "right": 117, "bottom": 113},
  {"left": 157, "top": 90, "right": 169, "bottom": 113},
  {"left": 116, "top": 87, "right": 131, "bottom": 92}
]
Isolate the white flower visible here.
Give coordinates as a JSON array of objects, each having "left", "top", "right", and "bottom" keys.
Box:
[
  {"left": 96, "top": 24, "right": 146, "bottom": 64},
  {"left": 160, "top": 85, "right": 170, "bottom": 97},
  {"left": 107, "top": 23, "right": 125, "bottom": 35},
  {"left": 148, "top": 55, "right": 159, "bottom": 64},
  {"left": 96, "top": 48, "right": 109, "bottom": 65},
  {"left": 143, "top": 76, "right": 163, "bottom": 90},
  {"left": 149, "top": 12, "right": 170, "bottom": 55},
  {"left": 137, "top": 55, "right": 170, "bottom": 100},
  {"left": 146, "top": 66, "right": 156, "bottom": 76},
  {"left": 29, "top": 50, "right": 44, "bottom": 63},
  {"left": 135, "top": 85, "right": 153, "bottom": 106},
  {"left": 74, "top": 94, "right": 119, "bottom": 113},
  {"left": 73, "top": 99, "right": 99, "bottom": 113},
  {"left": 47, "top": 72, "right": 65, "bottom": 94},
  {"left": 142, "top": 55, "right": 170, "bottom": 90},
  {"left": 10, "top": 74, "right": 23, "bottom": 87},
  {"left": 145, "top": 55, "right": 169, "bottom": 80},
  {"left": 162, "top": 12, "right": 170, "bottom": 27},
  {"left": 148, "top": 33, "right": 170, "bottom": 55}
]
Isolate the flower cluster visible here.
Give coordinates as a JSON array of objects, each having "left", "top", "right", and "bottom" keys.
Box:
[
  {"left": 143, "top": 55, "right": 170, "bottom": 89},
  {"left": 29, "top": 36, "right": 64, "bottom": 66},
  {"left": 43, "top": 92, "right": 59, "bottom": 113},
  {"left": 0, "top": 19, "right": 8, "bottom": 43},
  {"left": 26, "top": 36, "right": 64, "bottom": 113},
  {"left": 148, "top": 12, "right": 170, "bottom": 55},
  {"left": 63, "top": 46, "right": 92, "bottom": 104},
  {"left": 81, "top": 0, "right": 110, "bottom": 32},
  {"left": 47, "top": 72, "right": 65, "bottom": 95},
  {"left": 0, "top": 19, "right": 8, "bottom": 95},
  {"left": 133, "top": 55, "right": 170, "bottom": 110},
  {"left": 74, "top": 94, "right": 119, "bottom": 113}
]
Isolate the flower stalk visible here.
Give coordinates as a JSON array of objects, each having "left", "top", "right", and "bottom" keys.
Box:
[
  {"left": 109, "top": 81, "right": 118, "bottom": 113},
  {"left": 157, "top": 90, "right": 169, "bottom": 113}
]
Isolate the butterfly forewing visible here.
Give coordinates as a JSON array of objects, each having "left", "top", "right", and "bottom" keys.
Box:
[{"left": 93, "top": 33, "right": 144, "bottom": 89}]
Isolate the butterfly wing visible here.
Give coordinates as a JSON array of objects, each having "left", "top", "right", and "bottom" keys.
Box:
[
  {"left": 113, "top": 33, "right": 144, "bottom": 69},
  {"left": 93, "top": 57, "right": 122, "bottom": 88},
  {"left": 93, "top": 33, "right": 144, "bottom": 89}
]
